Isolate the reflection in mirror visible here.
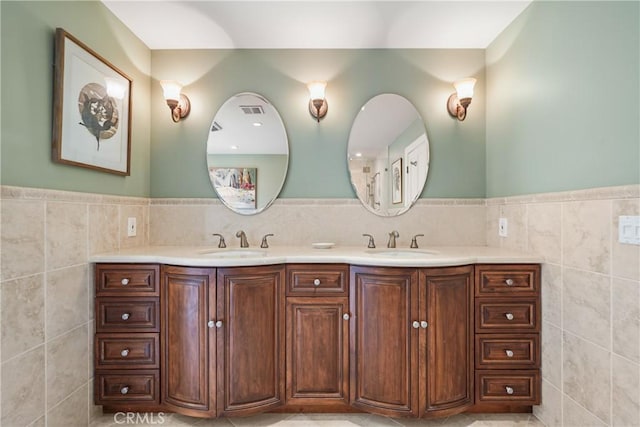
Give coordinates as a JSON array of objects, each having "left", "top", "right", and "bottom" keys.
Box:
[
  {"left": 207, "top": 93, "right": 288, "bottom": 215},
  {"left": 348, "top": 94, "right": 429, "bottom": 216}
]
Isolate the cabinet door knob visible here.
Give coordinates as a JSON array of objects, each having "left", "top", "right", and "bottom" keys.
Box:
[
  {"left": 420, "top": 321, "right": 428, "bottom": 329},
  {"left": 215, "top": 320, "right": 223, "bottom": 328},
  {"left": 343, "top": 313, "right": 350, "bottom": 320},
  {"left": 505, "top": 278, "right": 514, "bottom": 286},
  {"left": 121, "top": 349, "right": 130, "bottom": 357},
  {"left": 121, "top": 313, "right": 130, "bottom": 321},
  {"left": 313, "top": 278, "right": 321, "bottom": 286},
  {"left": 120, "top": 386, "right": 129, "bottom": 395},
  {"left": 412, "top": 321, "right": 420, "bottom": 329},
  {"left": 505, "top": 349, "right": 514, "bottom": 358},
  {"left": 505, "top": 313, "right": 514, "bottom": 321},
  {"left": 505, "top": 386, "right": 514, "bottom": 395},
  {"left": 207, "top": 320, "right": 214, "bottom": 328},
  {"left": 121, "top": 278, "right": 130, "bottom": 286}
]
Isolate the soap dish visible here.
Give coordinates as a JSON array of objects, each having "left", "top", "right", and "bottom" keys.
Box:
[{"left": 312, "top": 242, "right": 335, "bottom": 249}]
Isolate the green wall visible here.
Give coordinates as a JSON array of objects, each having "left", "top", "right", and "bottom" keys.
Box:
[
  {"left": 150, "top": 49, "right": 486, "bottom": 199},
  {"left": 486, "top": 1, "right": 640, "bottom": 197},
  {"left": 1, "top": 1, "right": 151, "bottom": 197}
]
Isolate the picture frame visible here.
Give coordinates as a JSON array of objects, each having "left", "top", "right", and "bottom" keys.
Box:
[
  {"left": 209, "top": 167, "right": 258, "bottom": 210},
  {"left": 391, "top": 158, "right": 403, "bottom": 204},
  {"left": 52, "top": 28, "right": 132, "bottom": 175}
]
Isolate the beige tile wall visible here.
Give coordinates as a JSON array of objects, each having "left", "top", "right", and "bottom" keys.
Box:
[
  {"left": 149, "top": 198, "right": 487, "bottom": 247},
  {"left": 0, "top": 186, "right": 149, "bottom": 427},
  {"left": 487, "top": 185, "right": 640, "bottom": 427}
]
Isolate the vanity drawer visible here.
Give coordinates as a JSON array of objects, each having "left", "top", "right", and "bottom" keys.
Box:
[
  {"left": 95, "top": 333, "right": 159, "bottom": 369},
  {"left": 286, "top": 264, "right": 349, "bottom": 296},
  {"left": 95, "top": 370, "right": 159, "bottom": 404},
  {"left": 475, "top": 265, "right": 539, "bottom": 296},
  {"left": 476, "top": 370, "right": 540, "bottom": 405},
  {"left": 96, "top": 298, "right": 159, "bottom": 332},
  {"left": 96, "top": 264, "right": 160, "bottom": 296},
  {"left": 476, "top": 334, "right": 539, "bottom": 369},
  {"left": 475, "top": 298, "right": 539, "bottom": 332}
]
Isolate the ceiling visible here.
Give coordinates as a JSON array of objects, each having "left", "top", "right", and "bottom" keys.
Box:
[{"left": 102, "top": 1, "right": 533, "bottom": 49}]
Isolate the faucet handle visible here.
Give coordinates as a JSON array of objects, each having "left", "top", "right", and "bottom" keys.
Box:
[
  {"left": 261, "top": 234, "right": 274, "bottom": 248},
  {"left": 362, "top": 233, "right": 376, "bottom": 249},
  {"left": 410, "top": 234, "right": 424, "bottom": 249},
  {"left": 212, "top": 233, "right": 226, "bottom": 248}
]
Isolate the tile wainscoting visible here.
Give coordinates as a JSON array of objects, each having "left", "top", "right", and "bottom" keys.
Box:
[
  {"left": 486, "top": 185, "right": 640, "bottom": 427},
  {"left": 0, "top": 186, "right": 149, "bottom": 426},
  {"left": 1, "top": 184, "right": 638, "bottom": 426}
]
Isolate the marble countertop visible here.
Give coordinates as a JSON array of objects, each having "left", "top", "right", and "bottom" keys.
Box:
[{"left": 90, "top": 245, "right": 542, "bottom": 268}]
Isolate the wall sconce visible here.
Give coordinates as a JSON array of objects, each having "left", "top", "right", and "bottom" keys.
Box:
[
  {"left": 447, "top": 78, "right": 476, "bottom": 121},
  {"left": 160, "top": 80, "right": 191, "bottom": 123},
  {"left": 307, "top": 81, "right": 328, "bottom": 122}
]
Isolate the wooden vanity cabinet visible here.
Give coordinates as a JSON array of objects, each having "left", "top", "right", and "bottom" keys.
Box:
[
  {"left": 350, "top": 265, "right": 473, "bottom": 418},
  {"left": 473, "top": 264, "right": 541, "bottom": 409},
  {"left": 285, "top": 264, "right": 350, "bottom": 410}
]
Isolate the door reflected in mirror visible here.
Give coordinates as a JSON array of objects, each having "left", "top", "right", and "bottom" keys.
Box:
[
  {"left": 347, "top": 94, "right": 429, "bottom": 216},
  {"left": 207, "top": 93, "right": 289, "bottom": 215}
]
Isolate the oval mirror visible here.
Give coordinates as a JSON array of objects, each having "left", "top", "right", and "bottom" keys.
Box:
[
  {"left": 347, "top": 94, "right": 429, "bottom": 216},
  {"left": 207, "top": 93, "right": 289, "bottom": 215}
]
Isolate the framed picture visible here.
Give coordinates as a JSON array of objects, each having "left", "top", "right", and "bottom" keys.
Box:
[
  {"left": 391, "top": 158, "right": 403, "bottom": 204},
  {"left": 209, "top": 167, "right": 257, "bottom": 210},
  {"left": 52, "top": 28, "right": 132, "bottom": 175}
]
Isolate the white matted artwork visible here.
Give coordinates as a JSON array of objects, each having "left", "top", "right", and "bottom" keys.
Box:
[
  {"left": 52, "top": 28, "right": 132, "bottom": 175},
  {"left": 209, "top": 167, "right": 257, "bottom": 210}
]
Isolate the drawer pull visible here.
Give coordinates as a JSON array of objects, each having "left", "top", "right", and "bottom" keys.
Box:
[
  {"left": 412, "top": 321, "right": 420, "bottom": 329},
  {"left": 505, "top": 349, "right": 514, "bottom": 358},
  {"left": 120, "top": 386, "right": 130, "bottom": 395},
  {"left": 505, "top": 278, "right": 514, "bottom": 286},
  {"left": 121, "top": 313, "right": 130, "bottom": 321},
  {"left": 505, "top": 313, "right": 514, "bottom": 321},
  {"left": 313, "top": 278, "right": 321, "bottom": 286},
  {"left": 420, "top": 321, "right": 428, "bottom": 329},
  {"left": 505, "top": 386, "right": 514, "bottom": 395},
  {"left": 120, "top": 349, "right": 130, "bottom": 357},
  {"left": 121, "top": 278, "right": 130, "bottom": 286},
  {"left": 343, "top": 313, "right": 350, "bottom": 320}
]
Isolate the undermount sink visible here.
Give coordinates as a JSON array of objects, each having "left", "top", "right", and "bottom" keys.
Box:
[
  {"left": 366, "top": 249, "right": 439, "bottom": 258},
  {"left": 199, "top": 249, "right": 268, "bottom": 258}
]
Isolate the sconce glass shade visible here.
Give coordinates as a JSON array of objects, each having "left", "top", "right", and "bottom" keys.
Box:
[
  {"left": 105, "top": 77, "right": 126, "bottom": 99},
  {"left": 160, "top": 80, "right": 190, "bottom": 123},
  {"left": 307, "top": 81, "right": 328, "bottom": 122},
  {"left": 160, "top": 80, "right": 183, "bottom": 102},
  {"left": 453, "top": 78, "right": 476, "bottom": 100},
  {"left": 447, "top": 77, "right": 476, "bottom": 121}
]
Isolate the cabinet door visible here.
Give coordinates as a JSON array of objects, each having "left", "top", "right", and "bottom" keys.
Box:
[
  {"left": 218, "top": 265, "right": 285, "bottom": 416},
  {"left": 350, "top": 266, "right": 419, "bottom": 417},
  {"left": 421, "top": 265, "right": 473, "bottom": 416},
  {"left": 286, "top": 297, "right": 349, "bottom": 407},
  {"left": 161, "top": 266, "right": 216, "bottom": 417}
]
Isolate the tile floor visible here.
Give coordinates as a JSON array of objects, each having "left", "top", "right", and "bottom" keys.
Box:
[{"left": 90, "top": 412, "right": 544, "bottom": 427}]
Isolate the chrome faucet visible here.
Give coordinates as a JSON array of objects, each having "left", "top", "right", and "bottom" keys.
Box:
[
  {"left": 212, "top": 233, "right": 226, "bottom": 248},
  {"left": 236, "top": 230, "right": 249, "bottom": 248},
  {"left": 387, "top": 230, "right": 399, "bottom": 248}
]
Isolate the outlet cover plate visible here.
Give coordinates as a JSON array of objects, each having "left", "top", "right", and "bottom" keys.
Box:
[
  {"left": 619, "top": 215, "right": 640, "bottom": 245},
  {"left": 498, "top": 217, "right": 508, "bottom": 237},
  {"left": 127, "top": 217, "right": 137, "bottom": 237}
]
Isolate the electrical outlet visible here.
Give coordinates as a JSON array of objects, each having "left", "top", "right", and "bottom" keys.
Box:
[
  {"left": 498, "top": 217, "right": 508, "bottom": 237},
  {"left": 127, "top": 217, "right": 137, "bottom": 237},
  {"left": 619, "top": 215, "right": 640, "bottom": 245}
]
